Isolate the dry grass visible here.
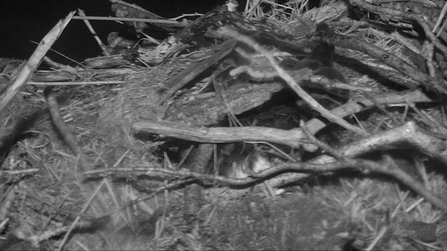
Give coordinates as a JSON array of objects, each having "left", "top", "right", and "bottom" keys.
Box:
[{"left": 1, "top": 0, "right": 447, "bottom": 250}]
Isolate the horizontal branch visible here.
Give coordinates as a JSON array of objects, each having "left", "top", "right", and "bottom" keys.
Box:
[
  {"left": 133, "top": 90, "right": 433, "bottom": 149},
  {"left": 133, "top": 121, "right": 306, "bottom": 148}
]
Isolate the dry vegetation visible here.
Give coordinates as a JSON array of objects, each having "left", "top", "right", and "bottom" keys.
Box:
[{"left": 2, "top": 0, "right": 447, "bottom": 250}]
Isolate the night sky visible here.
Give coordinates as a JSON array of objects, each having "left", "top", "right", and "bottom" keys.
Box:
[{"left": 0, "top": 0, "right": 237, "bottom": 64}]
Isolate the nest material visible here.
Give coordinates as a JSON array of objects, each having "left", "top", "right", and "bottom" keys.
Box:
[{"left": 2, "top": 0, "right": 447, "bottom": 250}]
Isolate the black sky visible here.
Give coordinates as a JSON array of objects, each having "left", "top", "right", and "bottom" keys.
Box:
[{"left": 0, "top": 0, "right": 233, "bottom": 63}]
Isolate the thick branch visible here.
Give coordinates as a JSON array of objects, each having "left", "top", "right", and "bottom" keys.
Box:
[
  {"left": 133, "top": 121, "right": 305, "bottom": 148},
  {"left": 133, "top": 90, "right": 433, "bottom": 147}
]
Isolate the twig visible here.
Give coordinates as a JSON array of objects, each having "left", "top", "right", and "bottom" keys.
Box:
[
  {"left": 184, "top": 144, "right": 213, "bottom": 218},
  {"left": 367, "top": 0, "right": 435, "bottom": 6},
  {"left": 133, "top": 120, "right": 307, "bottom": 148},
  {"left": 0, "top": 11, "right": 75, "bottom": 116},
  {"left": 300, "top": 120, "right": 344, "bottom": 159},
  {"left": 169, "top": 13, "right": 202, "bottom": 21},
  {"left": 42, "top": 56, "right": 77, "bottom": 70},
  {"left": 379, "top": 155, "right": 447, "bottom": 212},
  {"left": 265, "top": 121, "right": 447, "bottom": 192},
  {"left": 433, "top": 1, "right": 447, "bottom": 34},
  {"left": 45, "top": 87, "right": 114, "bottom": 220},
  {"left": 362, "top": 91, "right": 402, "bottom": 126},
  {"left": 89, "top": 123, "right": 447, "bottom": 211},
  {"left": 0, "top": 169, "right": 39, "bottom": 175},
  {"left": 217, "top": 25, "right": 369, "bottom": 137},
  {"left": 83, "top": 160, "right": 354, "bottom": 185},
  {"left": 44, "top": 87, "right": 89, "bottom": 173},
  {"left": 29, "top": 81, "right": 124, "bottom": 86},
  {"left": 230, "top": 65, "right": 373, "bottom": 92},
  {"left": 333, "top": 36, "right": 444, "bottom": 93},
  {"left": 57, "top": 180, "right": 106, "bottom": 251},
  {"left": 133, "top": 90, "right": 433, "bottom": 149},
  {"left": 97, "top": 178, "right": 196, "bottom": 218},
  {"left": 72, "top": 15, "right": 187, "bottom": 27},
  {"left": 365, "top": 226, "right": 388, "bottom": 251},
  {"left": 77, "top": 9, "right": 109, "bottom": 56},
  {"left": 213, "top": 66, "right": 243, "bottom": 127},
  {"left": 350, "top": 0, "right": 447, "bottom": 60},
  {"left": 407, "top": 100, "right": 447, "bottom": 134},
  {"left": 0, "top": 186, "right": 15, "bottom": 221},
  {"left": 305, "top": 90, "right": 432, "bottom": 138}
]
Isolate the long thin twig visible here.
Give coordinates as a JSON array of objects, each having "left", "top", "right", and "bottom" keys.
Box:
[
  {"left": 216, "top": 26, "right": 369, "bottom": 137},
  {"left": 72, "top": 15, "right": 186, "bottom": 27}
]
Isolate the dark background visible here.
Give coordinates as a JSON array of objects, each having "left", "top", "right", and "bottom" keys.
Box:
[{"left": 0, "top": 0, "right": 240, "bottom": 63}]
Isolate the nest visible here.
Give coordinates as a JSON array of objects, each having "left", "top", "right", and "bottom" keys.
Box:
[{"left": 1, "top": 0, "right": 447, "bottom": 250}]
